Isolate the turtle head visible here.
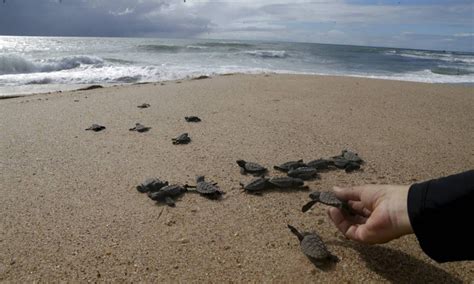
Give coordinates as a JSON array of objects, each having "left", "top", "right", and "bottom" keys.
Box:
[
  {"left": 309, "top": 191, "right": 321, "bottom": 201},
  {"left": 236, "top": 160, "right": 246, "bottom": 167},
  {"left": 196, "top": 176, "right": 205, "bottom": 182}
]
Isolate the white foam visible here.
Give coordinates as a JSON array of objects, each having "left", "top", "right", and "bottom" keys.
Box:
[{"left": 244, "top": 50, "right": 288, "bottom": 58}]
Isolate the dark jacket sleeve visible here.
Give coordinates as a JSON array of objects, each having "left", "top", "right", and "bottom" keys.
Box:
[{"left": 407, "top": 170, "right": 474, "bottom": 263}]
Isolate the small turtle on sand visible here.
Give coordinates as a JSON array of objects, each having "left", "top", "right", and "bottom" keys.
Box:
[
  {"left": 287, "top": 167, "right": 319, "bottom": 180},
  {"left": 147, "top": 184, "right": 188, "bottom": 206},
  {"left": 306, "top": 159, "right": 334, "bottom": 170},
  {"left": 240, "top": 177, "right": 271, "bottom": 193},
  {"left": 287, "top": 225, "right": 338, "bottom": 264},
  {"left": 194, "top": 176, "right": 224, "bottom": 199},
  {"left": 129, "top": 123, "right": 151, "bottom": 133},
  {"left": 172, "top": 133, "right": 191, "bottom": 144},
  {"left": 273, "top": 160, "right": 307, "bottom": 172},
  {"left": 185, "top": 116, "right": 201, "bottom": 122},
  {"left": 137, "top": 103, "right": 151, "bottom": 109},
  {"left": 136, "top": 178, "right": 169, "bottom": 193},
  {"left": 85, "top": 124, "right": 106, "bottom": 132},
  {"left": 341, "top": 150, "right": 363, "bottom": 164},
  {"left": 268, "top": 177, "right": 307, "bottom": 189},
  {"left": 302, "top": 191, "right": 351, "bottom": 213},
  {"left": 236, "top": 160, "right": 267, "bottom": 176}
]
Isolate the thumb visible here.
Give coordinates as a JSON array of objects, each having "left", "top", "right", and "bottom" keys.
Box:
[{"left": 333, "top": 186, "right": 362, "bottom": 201}]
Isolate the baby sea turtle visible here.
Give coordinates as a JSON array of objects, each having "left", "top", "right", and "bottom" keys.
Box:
[
  {"left": 147, "top": 184, "right": 188, "bottom": 207},
  {"left": 137, "top": 103, "right": 151, "bottom": 109},
  {"left": 85, "top": 124, "right": 106, "bottom": 132},
  {"left": 172, "top": 133, "right": 191, "bottom": 144},
  {"left": 287, "top": 167, "right": 319, "bottom": 180},
  {"left": 341, "top": 150, "right": 363, "bottom": 163},
  {"left": 268, "top": 177, "right": 306, "bottom": 189},
  {"left": 185, "top": 116, "right": 201, "bottom": 122},
  {"left": 273, "top": 160, "right": 307, "bottom": 172},
  {"left": 302, "top": 191, "right": 351, "bottom": 213},
  {"left": 306, "top": 159, "right": 334, "bottom": 170},
  {"left": 287, "top": 225, "right": 338, "bottom": 264},
  {"left": 236, "top": 160, "right": 267, "bottom": 176},
  {"left": 129, "top": 123, "right": 151, "bottom": 133},
  {"left": 136, "top": 178, "right": 169, "bottom": 193},
  {"left": 195, "top": 176, "right": 224, "bottom": 199},
  {"left": 240, "top": 177, "right": 271, "bottom": 193}
]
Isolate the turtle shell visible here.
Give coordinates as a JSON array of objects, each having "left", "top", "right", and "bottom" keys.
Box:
[
  {"left": 332, "top": 157, "right": 349, "bottom": 169},
  {"left": 315, "top": 191, "right": 345, "bottom": 208},
  {"left": 287, "top": 167, "right": 318, "bottom": 179},
  {"left": 244, "top": 162, "right": 266, "bottom": 172},
  {"left": 342, "top": 150, "right": 363, "bottom": 163},
  {"left": 173, "top": 133, "right": 191, "bottom": 144},
  {"left": 274, "top": 160, "right": 306, "bottom": 172},
  {"left": 196, "top": 181, "right": 222, "bottom": 195},
  {"left": 148, "top": 184, "right": 187, "bottom": 200},
  {"left": 137, "top": 178, "right": 169, "bottom": 193},
  {"left": 300, "top": 233, "right": 332, "bottom": 260},
  {"left": 268, "top": 177, "right": 304, "bottom": 188},
  {"left": 307, "top": 159, "right": 333, "bottom": 170},
  {"left": 242, "top": 177, "right": 270, "bottom": 192},
  {"left": 85, "top": 124, "right": 106, "bottom": 132}
]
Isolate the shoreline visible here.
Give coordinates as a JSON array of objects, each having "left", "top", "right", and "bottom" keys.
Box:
[
  {"left": 1, "top": 74, "right": 473, "bottom": 282},
  {"left": 1, "top": 72, "right": 472, "bottom": 100}
]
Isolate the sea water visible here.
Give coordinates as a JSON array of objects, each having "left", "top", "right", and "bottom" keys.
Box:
[{"left": 0, "top": 36, "right": 473, "bottom": 96}]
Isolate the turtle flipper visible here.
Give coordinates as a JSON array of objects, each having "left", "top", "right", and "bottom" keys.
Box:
[
  {"left": 164, "top": 197, "right": 176, "bottom": 207},
  {"left": 302, "top": 200, "right": 318, "bottom": 212},
  {"left": 240, "top": 168, "right": 246, "bottom": 175},
  {"left": 287, "top": 224, "right": 304, "bottom": 241}
]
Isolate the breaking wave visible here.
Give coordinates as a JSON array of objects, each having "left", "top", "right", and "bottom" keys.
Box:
[
  {"left": 244, "top": 50, "right": 288, "bottom": 58},
  {"left": 0, "top": 54, "right": 103, "bottom": 75}
]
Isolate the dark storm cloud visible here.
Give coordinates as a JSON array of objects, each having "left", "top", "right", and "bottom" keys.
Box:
[{"left": 0, "top": 0, "right": 211, "bottom": 37}]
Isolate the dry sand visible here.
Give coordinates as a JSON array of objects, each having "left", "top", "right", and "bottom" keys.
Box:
[{"left": 0, "top": 74, "right": 473, "bottom": 282}]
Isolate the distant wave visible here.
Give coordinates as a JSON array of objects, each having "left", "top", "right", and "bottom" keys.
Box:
[
  {"left": 244, "top": 50, "right": 288, "bottom": 58},
  {"left": 0, "top": 54, "right": 103, "bottom": 75},
  {"left": 385, "top": 50, "right": 474, "bottom": 64},
  {"left": 195, "top": 42, "right": 254, "bottom": 48},
  {"left": 430, "top": 67, "right": 474, "bottom": 76},
  {"left": 137, "top": 44, "right": 183, "bottom": 53}
]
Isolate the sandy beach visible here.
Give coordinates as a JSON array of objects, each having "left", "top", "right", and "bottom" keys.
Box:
[{"left": 0, "top": 74, "right": 473, "bottom": 282}]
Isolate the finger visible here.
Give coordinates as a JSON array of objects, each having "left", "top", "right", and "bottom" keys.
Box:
[
  {"left": 328, "top": 207, "right": 362, "bottom": 235},
  {"left": 333, "top": 186, "right": 362, "bottom": 201},
  {"left": 348, "top": 200, "right": 372, "bottom": 217},
  {"left": 345, "top": 224, "right": 379, "bottom": 244}
]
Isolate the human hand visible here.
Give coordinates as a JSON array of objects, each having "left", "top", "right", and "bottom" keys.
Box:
[{"left": 328, "top": 185, "right": 413, "bottom": 244}]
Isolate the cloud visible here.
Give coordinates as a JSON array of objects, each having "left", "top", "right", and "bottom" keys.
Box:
[{"left": 0, "top": 0, "right": 472, "bottom": 51}]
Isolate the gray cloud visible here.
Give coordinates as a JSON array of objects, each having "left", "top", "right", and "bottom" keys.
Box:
[{"left": 0, "top": 0, "right": 472, "bottom": 51}]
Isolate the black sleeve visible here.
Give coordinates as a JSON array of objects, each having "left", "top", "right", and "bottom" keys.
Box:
[{"left": 407, "top": 170, "right": 474, "bottom": 263}]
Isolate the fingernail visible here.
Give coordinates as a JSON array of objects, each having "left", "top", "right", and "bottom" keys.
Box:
[{"left": 333, "top": 186, "right": 342, "bottom": 192}]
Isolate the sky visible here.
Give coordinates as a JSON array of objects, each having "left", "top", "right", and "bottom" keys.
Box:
[{"left": 0, "top": 0, "right": 472, "bottom": 51}]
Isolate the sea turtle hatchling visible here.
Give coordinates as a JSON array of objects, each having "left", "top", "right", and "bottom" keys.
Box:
[
  {"left": 306, "top": 159, "right": 334, "bottom": 170},
  {"left": 185, "top": 116, "right": 201, "bottom": 122},
  {"left": 85, "top": 124, "right": 106, "bottom": 132},
  {"left": 341, "top": 150, "right": 363, "bottom": 164},
  {"left": 129, "top": 123, "right": 151, "bottom": 133},
  {"left": 240, "top": 177, "right": 271, "bottom": 193},
  {"left": 287, "top": 167, "right": 319, "bottom": 180},
  {"left": 302, "top": 191, "right": 351, "bottom": 213},
  {"left": 273, "top": 160, "right": 307, "bottom": 172},
  {"left": 236, "top": 160, "right": 267, "bottom": 176},
  {"left": 136, "top": 178, "right": 169, "bottom": 193},
  {"left": 137, "top": 103, "right": 151, "bottom": 109},
  {"left": 287, "top": 225, "right": 338, "bottom": 264},
  {"left": 172, "top": 133, "right": 191, "bottom": 144},
  {"left": 194, "top": 176, "right": 224, "bottom": 198},
  {"left": 147, "top": 184, "right": 188, "bottom": 206},
  {"left": 268, "top": 177, "right": 306, "bottom": 189}
]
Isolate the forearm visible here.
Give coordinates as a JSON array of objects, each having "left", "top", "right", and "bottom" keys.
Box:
[{"left": 408, "top": 170, "right": 474, "bottom": 262}]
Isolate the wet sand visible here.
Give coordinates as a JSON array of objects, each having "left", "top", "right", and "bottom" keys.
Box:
[{"left": 1, "top": 74, "right": 473, "bottom": 282}]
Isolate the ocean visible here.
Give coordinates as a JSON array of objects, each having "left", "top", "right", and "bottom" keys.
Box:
[{"left": 0, "top": 36, "right": 473, "bottom": 96}]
